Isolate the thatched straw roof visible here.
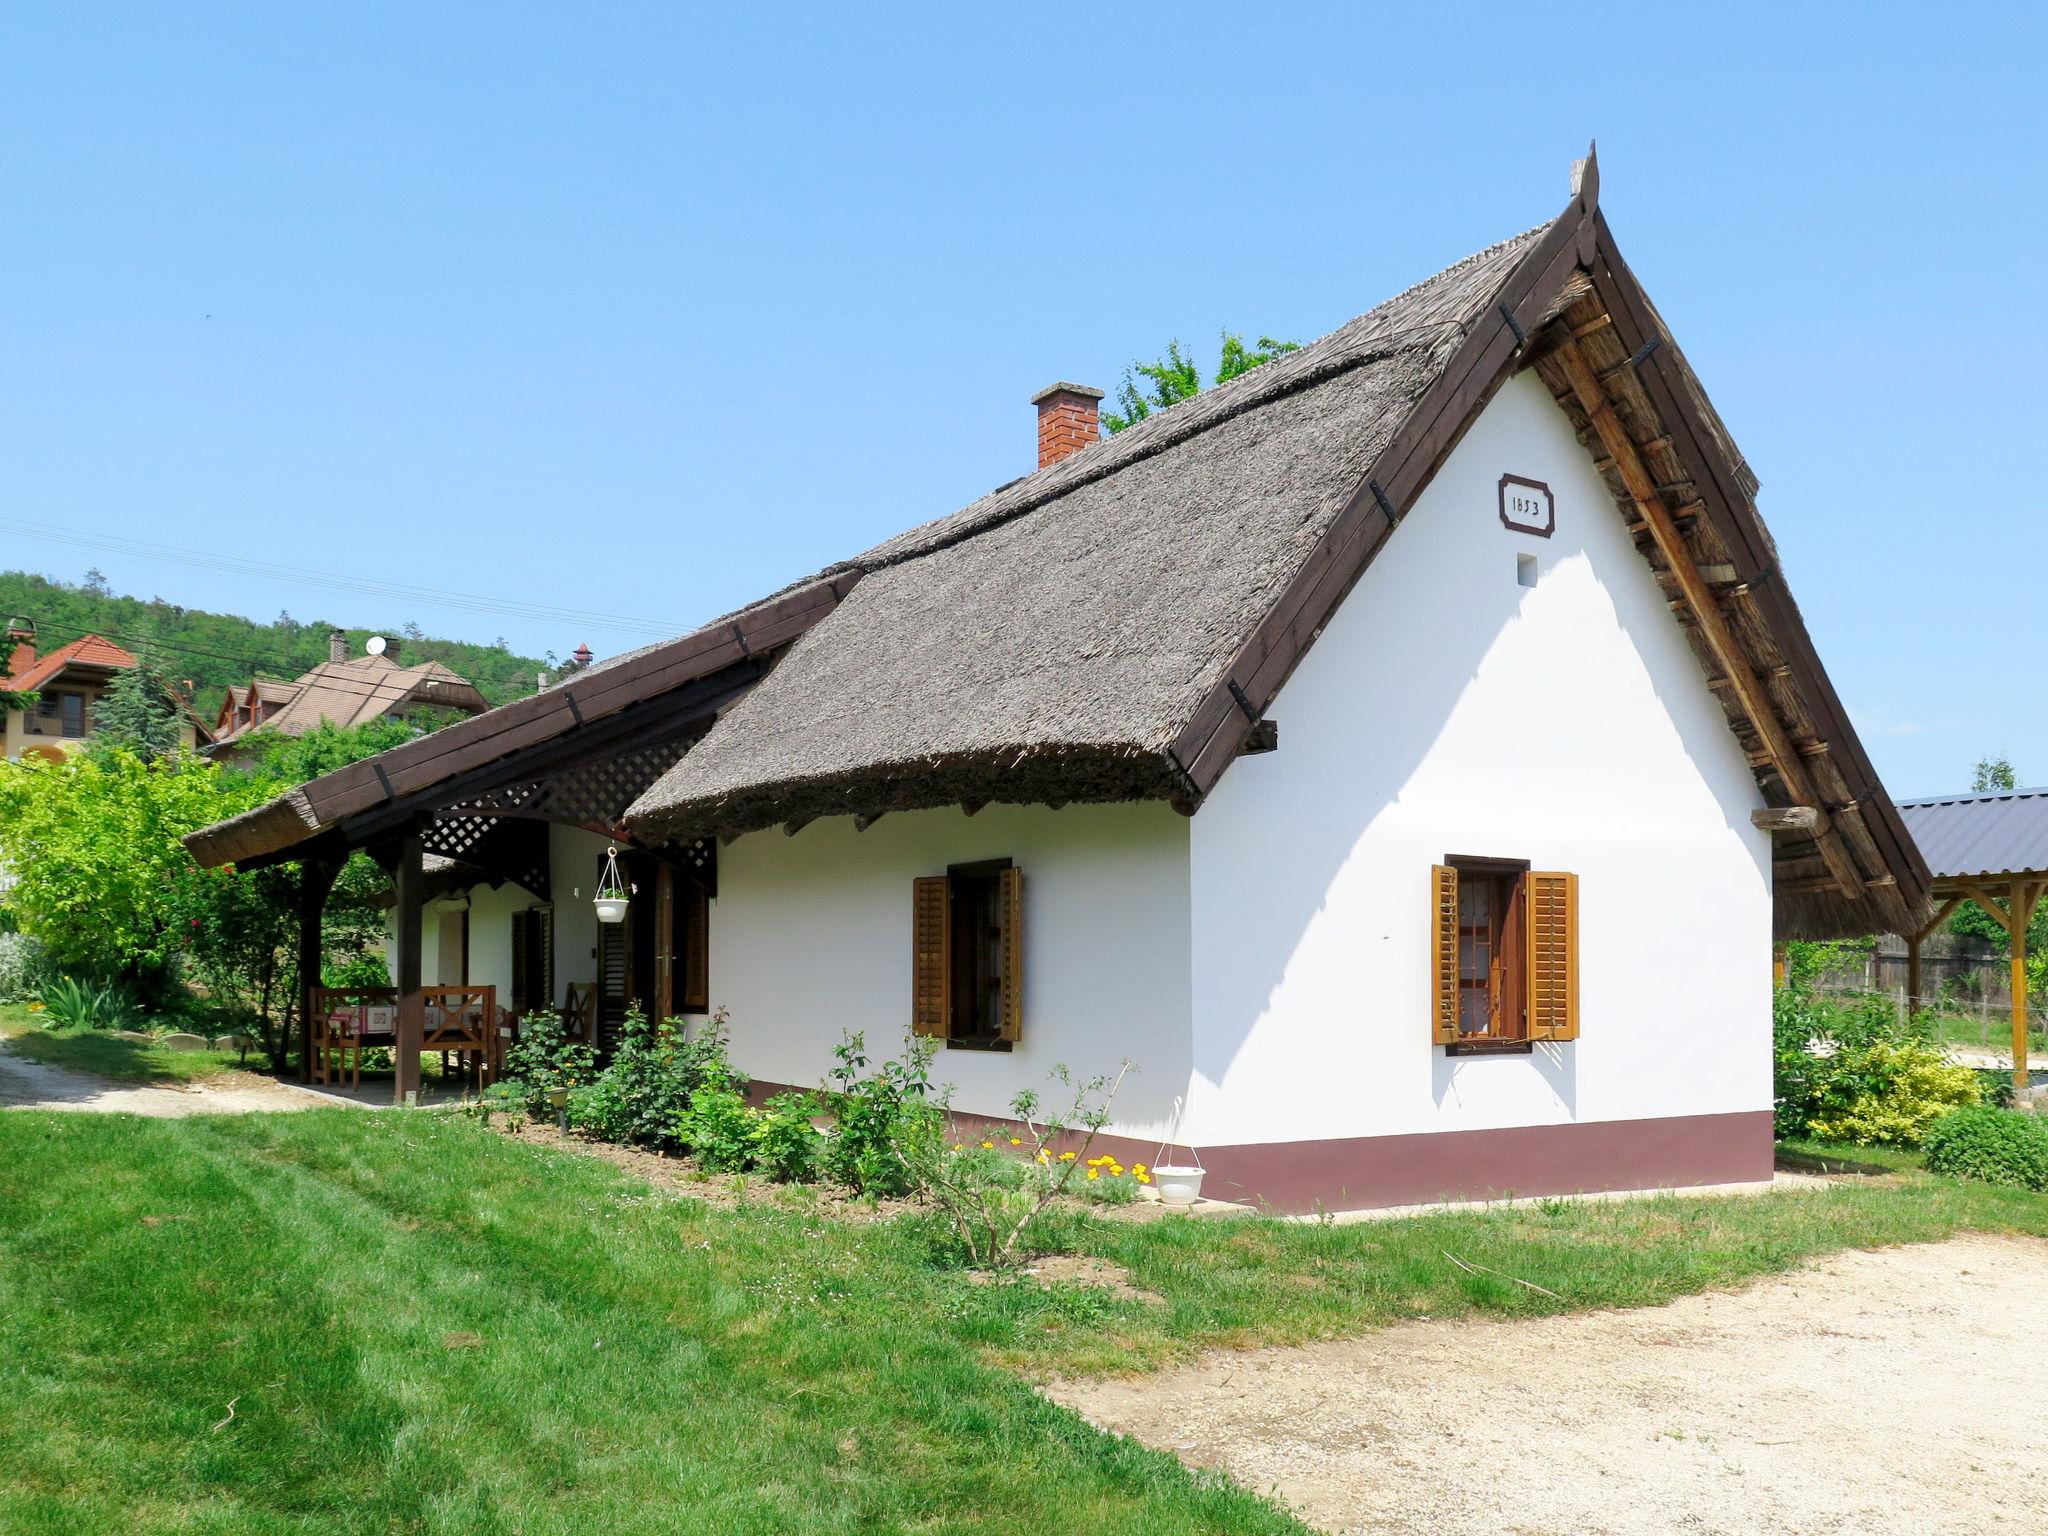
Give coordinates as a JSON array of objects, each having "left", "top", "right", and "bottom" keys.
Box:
[{"left": 625, "top": 228, "right": 1557, "bottom": 841}]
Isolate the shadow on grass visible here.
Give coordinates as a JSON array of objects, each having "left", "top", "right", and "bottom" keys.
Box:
[{"left": 3, "top": 1026, "right": 249, "bottom": 1087}]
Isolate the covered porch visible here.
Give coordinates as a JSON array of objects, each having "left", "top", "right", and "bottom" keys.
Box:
[{"left": 182, "top": 579, "right": 852, "bottom": 1103}]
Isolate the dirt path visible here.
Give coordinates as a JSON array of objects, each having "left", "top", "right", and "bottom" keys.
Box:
[
  {"left": 1051, "top": 1234, "right": 2048, "bottom": 1535},
  {"left": 0, "top": 1045, "right": 319, "bottom": 1116}
]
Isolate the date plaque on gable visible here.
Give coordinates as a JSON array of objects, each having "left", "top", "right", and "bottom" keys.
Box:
[{"left": 1498, "top": 474, "right": 1555, "bottom": 538}]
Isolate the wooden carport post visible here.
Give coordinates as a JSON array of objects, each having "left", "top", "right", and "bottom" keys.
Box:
[
  {"left": 391, "top": 829, "right": 426, "bottom": 1106},
  {"left": 1904, "top": 896, "right": 1962, "bottom": 1023},
  {"left": 1960, "top": 878, "right": 2043, "bottom": 1102},
  {"left": 296, "top": 854, "right": 343, "bottom": 1083}
]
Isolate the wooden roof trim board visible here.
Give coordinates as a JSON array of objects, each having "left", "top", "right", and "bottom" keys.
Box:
[
  {"left": 1169, "top": 175, "right": 1598, "bottom": 791},
  {"left": 183, "top": 573, "right": 856, "bottom": 869},
  {"left": 1571, "top": 231, "right": 1929, "bottom": 921}
]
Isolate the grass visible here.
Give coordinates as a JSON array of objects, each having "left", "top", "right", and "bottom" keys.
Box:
[
  {"left": 4, "top": 1111, "right": 2048, "bottom": 1533},
  {"left": 1921, "top": 1007, "right": 2048, "bottom": 1058},
  {"left": 0, "top": 1000, "right": 258, "bottom": 1085}
]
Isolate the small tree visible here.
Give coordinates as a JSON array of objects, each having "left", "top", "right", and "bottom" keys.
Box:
[
  {"left": 1103, "top": 331, "right": 1300, "bottom": 433},
  {"left": 90, "top": 641, "right": 185, "bottom": 764},
  {"left": 1973, "top": 755, "right": 2018, "bottom": 793}
]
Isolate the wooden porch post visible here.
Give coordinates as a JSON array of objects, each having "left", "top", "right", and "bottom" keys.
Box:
[
  {"left": 393, "top": 829, "right": 425, "bottom": 1106},
  {"left": 654, "top": 861, "right": 675, "bottom": 1023},
  {"left": 2012, "top": 879, "right": 2042, "bottom": 1103},
  {"left": 296, "top": 855, "right": 342, "bottom": 1083}
]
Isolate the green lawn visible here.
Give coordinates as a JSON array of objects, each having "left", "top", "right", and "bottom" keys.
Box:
[
  {"left": 3, "top": 1111, "right": 2048, "bottom": 1534},
  {"left": 0, "top": 1001, "right": 258, "bottom": 1084}
]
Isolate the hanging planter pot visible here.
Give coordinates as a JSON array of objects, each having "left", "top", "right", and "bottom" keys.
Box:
[{"left": 594, "top": 844, "right": 630, "bottom": 925}]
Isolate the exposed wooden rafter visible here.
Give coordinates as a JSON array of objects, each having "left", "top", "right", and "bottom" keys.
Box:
[{"left": 1552, "top": 339, "right": 1866, "bottom": 900}]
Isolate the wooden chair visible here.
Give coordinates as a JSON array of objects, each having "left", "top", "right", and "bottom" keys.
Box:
[
  {"left": 423, "top": 986, "right": 496, "bottom": 1089},
  {"left": 561, "top": 982, "right": 597, "bottom": 1046}
]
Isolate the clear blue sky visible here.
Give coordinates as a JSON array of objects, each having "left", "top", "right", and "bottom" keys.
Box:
[{"left": 3, "top": 3, "right": 2041, "bottom": 798}]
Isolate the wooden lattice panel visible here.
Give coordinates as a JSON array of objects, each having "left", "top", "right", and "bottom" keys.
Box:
[{"left": 540, "top": 739, "right": 692, "bottom": 826}]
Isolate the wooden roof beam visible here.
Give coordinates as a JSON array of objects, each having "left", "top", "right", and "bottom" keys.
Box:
[{"left": 1555, "top": 338, "right": 1866, "bottom": 900}]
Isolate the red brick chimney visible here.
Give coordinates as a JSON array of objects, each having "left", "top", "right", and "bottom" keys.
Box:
[
  {"left": 1031, "top": 382, "right": 1104, "bottom": 470},
  {"left": 328, "top": 628, "right": 348, "bottom": 664},
  {"left": 5, "top": 617, "right": 35, "bottom": 679}
]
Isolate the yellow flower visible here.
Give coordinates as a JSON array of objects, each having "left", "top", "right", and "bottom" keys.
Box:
[
  {"left": 1086, "top": 1168, "right": 1100, "bottom": 1180},
  {"left": 951, "top": 1143, "right": 963, "bottom": 1151},
  {"left": 1008, "top": 1137, "right": 1022, "bottom": 1146},
  {"left": 980, "top": 1140, "right": 995, "bottom": 1150},
  {"left": 1132, "top": 1163, "right": 1148, "bottom": 1176},
  {"left": 1136, "top": 1172, "right": 1151, "bottom": 1184},
  {"left": 1036, "top": 1150, "right": 1050, "bottom": 1165},
  {"left": 1059, "top": 1151, "right": 1076, "bottom": 1162}
]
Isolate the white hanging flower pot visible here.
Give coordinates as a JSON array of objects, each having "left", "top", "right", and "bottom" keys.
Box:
[
  {"left": 1152, "top": 1165, "right": 1206, "bottom": 1207},
  {"left": 594, "top": 844, "right": 630, "bottom": 925}
]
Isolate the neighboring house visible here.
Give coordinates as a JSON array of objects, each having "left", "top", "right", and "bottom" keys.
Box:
[
  {"left": 187, "top": 156, "right": 1930, "bottom": 1212},
  {"left": 208, "top": 629, "right": 489, "bottom": 755},
  {"left": 2, "top": 618, "right": 211, "bottom": 761}
]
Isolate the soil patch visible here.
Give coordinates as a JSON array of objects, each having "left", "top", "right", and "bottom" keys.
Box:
[{"left": 1050, "top": 1234, "right": 2048, "bottom": 1535}]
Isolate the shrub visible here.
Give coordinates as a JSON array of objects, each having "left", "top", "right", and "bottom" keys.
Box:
[
  {"left": 897, "top": 1062, "right": 1135, "bottom": 1268},
  {"left": 674, "top": 1086, "right": 758, "bottom": 1173},
  {"left": 36, "top": 975, "right": 140, "bottom": 1031},
  {"left": 571, "top": 1006, "right": 744, "bottom": 1150},
  {"left": 754, "top": 1092, "right": 825, "bottom": 1183},
  {"left": 823, "top": 1031, "right": 945, "bottom": 1197},
  {"left": 0, "top": 931, "right": 46, "bottom": 1002},
  {"left": 1924, "top": 1105, "right": 2048, "bottom": 1190},
  {"left": 501, "top": 1011, "right": 598, "bottom": 1118},
  {"left": 1774, "top": 987, "right": 1979, "bottom": 1146},
  {"left": 1803, "top": 1040, "right": 1983, "bottom": 1146}
]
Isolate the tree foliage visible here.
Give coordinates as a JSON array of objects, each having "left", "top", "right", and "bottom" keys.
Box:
[
  {"left": 1102, "top": 331, "right": 1300, "bottom": 433},
  {"left": 0, "top": 718, "right": 423, "bottom": 1066},
  {"left": 87, "top": 636, "right": 185, "bottom": 764},
  {"left": 1973, "top": 755, "right": 2018, "bottom": 793}
]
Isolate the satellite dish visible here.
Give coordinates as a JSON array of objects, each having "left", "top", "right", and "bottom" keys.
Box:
[{"left": 365, "top": 635, "right": 387, "bottom": 656}]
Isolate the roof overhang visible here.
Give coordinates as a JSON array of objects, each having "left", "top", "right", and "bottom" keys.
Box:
[{"left": 183, "top": 573, "right": 857, "bottom": 869}]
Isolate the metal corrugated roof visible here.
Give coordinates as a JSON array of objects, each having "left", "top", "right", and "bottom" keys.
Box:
[{"left": 1895, "top": 788, "right": 2048, "bottom": 880}]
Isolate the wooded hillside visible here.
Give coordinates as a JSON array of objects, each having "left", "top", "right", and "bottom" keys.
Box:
[{"left": 1, "top": 570, "right": 552, "bottom": 710}]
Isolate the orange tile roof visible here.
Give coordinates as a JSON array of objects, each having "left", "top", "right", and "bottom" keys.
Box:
[{"left": 4, "top": 634, "right": 137, "bottom": 692}]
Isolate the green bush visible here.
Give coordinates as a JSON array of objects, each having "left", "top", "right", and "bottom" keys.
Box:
[
  {"left": 572, "top": 1006, "right": 744, "bottom": 1151},
  {"left": 36, "top": 975, "right": 140, "bottom": 1030},
  {"left": 0, "top": 931, "right": 45, "bottom": 1002},
  {"left": 674, "top": 1086, "right": 757, "bottom": 1173},
  {"left": 754, "top": 1092, "right": 825, "bottom": 1183},
  {"left": 1924, "top": 1105, "right": 2048, "bottom": 1190},
  {"left": 823, "top": 1031, "right": 944, "bottom": 1197},
  {"left": 501, "top": 1011, "right": 598, "bottom": 1118},
  {"left": 322, "top": 949, "right": 391, "bottom": 989},
  {"left": 1774, "top": 987, "right": 1981, "bottom": 1146}
]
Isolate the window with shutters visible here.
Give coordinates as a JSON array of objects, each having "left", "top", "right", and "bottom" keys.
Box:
[
  {"left": 1430, "top": 857, "right": 1578, "bottom": 1053},
  {"left": 911, "top": 859, "right": 1022, "bottom": 1050}
]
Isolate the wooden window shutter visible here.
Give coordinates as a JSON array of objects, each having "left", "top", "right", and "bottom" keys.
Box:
[
  {"left": 1526, "top": 871, "right": 1580, "bottom": 1041},
  {"left": 911, "top": 875, "right": 951, "bottom": 1038},
  {"left": 536, "top": 907, "right": 554, "bottom": 1013},
  {"left": 680, "top": 880, "right": 709, "bottom": 1013},
  {"left": 996, "top": 865, "right": 1023, "bottom": 1042},
  {"left": 1431, "top": 864, "right": 1460, "bottom": 1045},
  {"left": 510, "top": 915, "right": 529, "bottom": 1016}
]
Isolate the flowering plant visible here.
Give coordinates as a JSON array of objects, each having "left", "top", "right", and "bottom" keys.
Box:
[{"left": 900, "top": 1060, "right": 1134, "bottom": 1267}]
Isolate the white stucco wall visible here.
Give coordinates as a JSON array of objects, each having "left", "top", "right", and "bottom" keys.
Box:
[
  {"left": 1185, "top": 370, "right": 1773, "bottom": 1148},
  {"left": 712, "top": 803, "right": 1195, "bottom": 1140}
]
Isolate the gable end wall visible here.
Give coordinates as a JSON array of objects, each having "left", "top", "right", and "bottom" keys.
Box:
[{"left": 1187, "top": 371, "right": 1773, "bottom": 1157}]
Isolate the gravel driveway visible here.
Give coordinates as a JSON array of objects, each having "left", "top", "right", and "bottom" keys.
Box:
[
  {"left": 0, "top": 1045, "right": 318, "bottom": 1116},
  {"left": 1051, "top": 1234, "right": 2048, "bottom": 1535}
]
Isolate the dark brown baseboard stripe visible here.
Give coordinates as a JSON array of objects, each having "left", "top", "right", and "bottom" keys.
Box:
[{"left": 745, "top": 1077, "right": 1774, "bottom": 1216}]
